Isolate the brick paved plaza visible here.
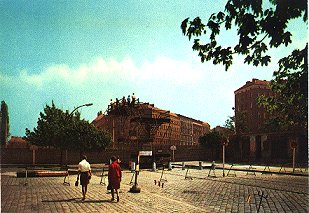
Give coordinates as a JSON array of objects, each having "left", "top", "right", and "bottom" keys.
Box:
[{"left": 1, "top": 165, "right": 308, "bottom": 212}]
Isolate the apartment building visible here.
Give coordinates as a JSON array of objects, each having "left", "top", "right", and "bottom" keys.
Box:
[
  {"left": 233, "top": 79, "right": 307, "bottom": 163},
  {"left": 92, "top": 98, "right": 210, "bottom": 149}
]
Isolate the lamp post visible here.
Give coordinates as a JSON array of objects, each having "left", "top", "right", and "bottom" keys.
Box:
[
  {"left": 65, "top": 103, "right": 93, "bottom": 166},
  {"left": 69, "top": 103, "right": 93, "bottom": 117},
  {"left": 221, "top": 138, "right": 229, "bottom": 177}
]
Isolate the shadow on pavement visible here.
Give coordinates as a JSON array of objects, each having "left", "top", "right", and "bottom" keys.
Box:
[
  {"left": 79, "top": 200, "right": 111, "bottom": 203},
  {"left": 42, "top": 198, "right": 111, "bottom": 203},
  {"left": 42, "top": 198, "right": 80, "bottom": 202}
]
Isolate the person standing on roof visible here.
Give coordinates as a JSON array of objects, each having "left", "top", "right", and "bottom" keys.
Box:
[
  {"left": 127, "top": 95, "right": 131, "bottom": 105},
  {"left": 132, "top": 93, "right": 136, "bottom": 106}
]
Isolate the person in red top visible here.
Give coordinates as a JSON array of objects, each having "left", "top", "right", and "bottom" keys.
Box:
[{"left": 108, "top": 156, "right": 122, "bottom": 202}]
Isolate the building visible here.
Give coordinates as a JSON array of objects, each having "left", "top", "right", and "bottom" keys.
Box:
[
  {"left": 177, "top": 114, "right": 210, "bottom": 146},
  {"left": 233, "top": 79, "right": 307, "bottom": 163},
  {"left": 92, "top": 97, "right": 210, "bottom": 150},
  {"left": 234, "top": 78, "right": 273, "bottom": 134}
]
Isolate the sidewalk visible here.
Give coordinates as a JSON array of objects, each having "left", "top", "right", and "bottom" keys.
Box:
[{"left": 172, "top": 161, "right": 309, "bottom": 176}]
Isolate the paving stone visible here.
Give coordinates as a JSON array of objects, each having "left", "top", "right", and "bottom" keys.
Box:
[{"left": 1, "top": 167, "right": 308, "bottom": 212}]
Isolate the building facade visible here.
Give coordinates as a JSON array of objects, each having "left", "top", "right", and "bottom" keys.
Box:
[
  {"left": 92, "top": 98, "right": 210, "bottom": 150},
  {"left": 233, "top": 79, "right": 307, "bottom": 163},
  {"left": 234, "top": 78, "right": 273, "bottom": 134}
]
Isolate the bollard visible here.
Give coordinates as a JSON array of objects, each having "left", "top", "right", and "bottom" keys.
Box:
[
  {"left": 208, "top": 161, "right": 217, "bottom": 178},
  {"left": 211, "top": 161, "right": 215, "bottom": 169},
  {"left": 131, "top": 162, "right": 136, "bottom": 172},
  {"left": 199, "top": 161, "right": 203, "bottom": 170},
  {"left": 182, "top": 162, "right": 185, "bottom": 170},
  {"left": 168, "top": 162, "right": 172, "bottom": 170},
  {"left": 153, "top": 162, "right": 157, "bottom": 171}
]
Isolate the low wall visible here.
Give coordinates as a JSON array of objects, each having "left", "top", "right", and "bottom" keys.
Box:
[{"left": 1, "top": 145, "right": 213, "bottom": 167}]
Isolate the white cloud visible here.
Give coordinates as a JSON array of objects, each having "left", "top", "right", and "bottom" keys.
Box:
[{"left": 1, "top": 55, "right": 277, "bottom": 136}]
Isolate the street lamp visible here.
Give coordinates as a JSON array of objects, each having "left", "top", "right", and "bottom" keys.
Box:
[
  {"left": 64, "top": 103, "right": 93, "bottom": 166},
  {"left": 69, "top": 103, "right": 93, "bottom": 116}
]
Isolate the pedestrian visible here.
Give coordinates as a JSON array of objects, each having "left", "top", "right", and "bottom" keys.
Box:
[
  {"left": 108, "top": 156, "right": 122, "bottom": 202},
  {"left": 77, "top": 155, "right": 92, "bottom": 200}
]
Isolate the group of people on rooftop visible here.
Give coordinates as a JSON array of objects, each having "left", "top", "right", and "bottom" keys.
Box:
[
  {"left": 108, "top": 93, "right": 139, "bottom": 112},
  {"left": 77, "top": 155, "right": 122, "bottom": 202}
]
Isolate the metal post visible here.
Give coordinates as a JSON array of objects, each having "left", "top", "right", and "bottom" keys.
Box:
[
  {"left": 24, "top": 167, "right": 28, "bottom": 186},
  {"left": 222, "top": 144, "right": 225, "bottom": 177},
  {"left": 129, "top": 152, "right": 141, "bottom": 193},
  {"left": 65, "top": 150, "right": 68, "bottom": 166},
  {"left": 257, "top": 191, "right": 264, "bottom": 213},
  {"left": 112, "top": 119, "right": 115, "bottom": 149},
  {"left": 32, "top": 149, "right": 35, "bottom": 165},
  {"left": 292, "top": 148, "right": 296, "bottom": 173}
]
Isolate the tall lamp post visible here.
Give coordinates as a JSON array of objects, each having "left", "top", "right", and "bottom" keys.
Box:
[
  {"left": 65, "top": 103, "right": 93, "bottom": 166},
  {"left": 69, "top": 103, "right": 93, "bottom": 117},
  {"left": 221, "top": 138, "right": 229, "bottom": 177}
]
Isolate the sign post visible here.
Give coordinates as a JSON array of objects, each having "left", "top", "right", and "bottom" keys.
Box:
[
  {"left": 130, "top": 151, "right": 152, "bottom": 193},
  {"left": 170, "top": 145, "right": 176, "bottom": 162}
]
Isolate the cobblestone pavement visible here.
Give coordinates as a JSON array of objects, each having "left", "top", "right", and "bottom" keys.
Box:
[{"left": 1, "top": 167, "right": 308, "bottom": 212}]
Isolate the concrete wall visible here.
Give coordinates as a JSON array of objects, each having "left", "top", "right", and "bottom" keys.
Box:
[{"left": 1, "top": 145, "right": 213, "bottom": 167}]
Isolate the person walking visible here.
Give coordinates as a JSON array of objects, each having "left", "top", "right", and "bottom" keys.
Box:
[
  {"left": 108, "top": 156, "right": 122, "bottom": 202},
  {"left": 77, "top": 155, "right": 92, "bottom": 200}
]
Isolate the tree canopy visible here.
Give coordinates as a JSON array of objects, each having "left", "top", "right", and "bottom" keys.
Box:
[
  {"left": 224, "top": 115, "right": 235, "bottom": 131},
  {"left": 199, "top": 131, "right": 225, "bottom": 148},
  {"left": 258, "top": 45, "right": 308, "bottom": 131},
  {"left": 181, "top": 0, "right": 307, "bottom": 70},
  {"left": 24, "top": 102, "right": 112, "bottom": 152},
  {"left": 199, "top": 130, "right": 227, "bottom": 159},
  {"left": 181, "top": 0, "right": 307, "bottom": 131}
]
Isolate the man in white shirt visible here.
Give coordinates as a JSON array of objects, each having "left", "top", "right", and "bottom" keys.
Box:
[{"left": 77, "top": 155, "right": 92, "bottom": 200}]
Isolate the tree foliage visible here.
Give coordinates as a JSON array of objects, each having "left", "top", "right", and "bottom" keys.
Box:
[
  {"left": 181, "top": 0, "right": 307, "bottom": 70},
  {"left": 258, "top": 45, "right": 308, "bottom": 131},
  {"left": 1, "top": 101, "right": 10, "bottom": 145},
  {"left": 199, "top": 131, "right": 223, "bottom": 149},
  {"left": 181, "top": 0, "right": 307, "bottom": 131},
  {"left": 224, "top": 115, "right": 235, "bottom": 131},
  {"left": 200, "top": 130, "right": 229, "bottom": 159},
  {"left": 24, "top": 102, "right": 112, "bottom": 152}
]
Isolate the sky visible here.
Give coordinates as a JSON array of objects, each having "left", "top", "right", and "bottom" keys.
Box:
[{"left": 0, "top": 1, "right": 307, "bottom": 137}]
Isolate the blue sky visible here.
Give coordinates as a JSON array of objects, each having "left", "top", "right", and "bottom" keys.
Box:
[{"left": 0, "top": 1, "right": 307, "bottom": 137}]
